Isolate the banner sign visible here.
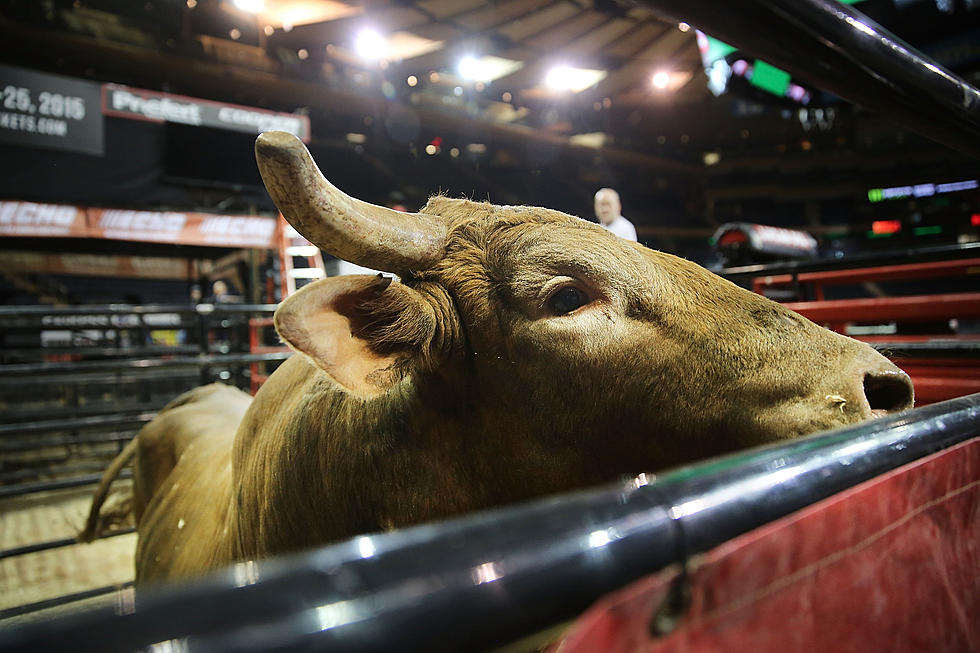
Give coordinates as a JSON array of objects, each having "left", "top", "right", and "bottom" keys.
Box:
[
  {"left": 0, "top": 201, "right": 278, "bottom": 249},
  {"left": 0, "top": 201, "right": 88, "bottom": 238},
  {"left": 0, "top": 64, "right": 104, "bottom": 156},
  {"left": 103, "top": 84, "right": 311, "bottom": 142},
  {"left": 0, "top": 250, "right": 193, "bottom": 280}
]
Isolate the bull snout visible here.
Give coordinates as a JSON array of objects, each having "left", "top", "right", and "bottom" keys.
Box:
[{"left": 857, "top": 362, "right": 914, "bottom": 419}]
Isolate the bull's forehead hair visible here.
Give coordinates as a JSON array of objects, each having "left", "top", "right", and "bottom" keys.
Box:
[
  {"left": 417, "top": 195, "right": 653, "bottom": 313},
  {"left": 419, "top": 196, "right": 586, "bottom": 230},
  {"left": 417, "top": 196, "right": 613, "bottom": 324}
]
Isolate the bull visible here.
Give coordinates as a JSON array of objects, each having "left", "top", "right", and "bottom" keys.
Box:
[{"left": 83, "top": 131, "right": 913, "bottom": 585}]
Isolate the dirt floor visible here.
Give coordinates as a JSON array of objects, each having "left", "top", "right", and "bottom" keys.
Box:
[{"left": 0, "top": 484, "right": 136, "bottom": 626}]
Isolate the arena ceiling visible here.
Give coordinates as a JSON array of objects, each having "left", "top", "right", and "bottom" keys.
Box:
[{"left": 2, "top": 0, "right": 980, "bottom": 251}]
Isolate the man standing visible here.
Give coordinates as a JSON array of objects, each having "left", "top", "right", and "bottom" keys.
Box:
[{"left": 593, "top": 187, "right": 637, "bottom": 241}]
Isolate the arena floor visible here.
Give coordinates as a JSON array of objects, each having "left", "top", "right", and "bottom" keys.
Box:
[{"left": 0, "top": 484, "right": 135, "bottom": 626}]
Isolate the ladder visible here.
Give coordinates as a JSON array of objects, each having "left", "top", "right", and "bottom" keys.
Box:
[
  {"left": 276, "top": 212, "right": 324, "bottom": 298},
  {"left": 248, "top": 213, "right": 324, "bottom": 394}
]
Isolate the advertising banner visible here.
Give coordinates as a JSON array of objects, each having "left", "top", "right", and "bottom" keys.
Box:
[
  {"left": 0, "top": 64, "right": 105, "bottom": 156},
  {"left": 0, "top": 201, "right": 278, "bottom": 249},
  {"left": 0, "top": 200, "right": 89, "bottom": 237},
  {"left": 103, "top": 84, "right": 311, "bottom": 142}
]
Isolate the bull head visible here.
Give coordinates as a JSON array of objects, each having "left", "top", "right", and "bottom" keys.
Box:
[{"left": 254, "top": 131, "right": 914, "bottom": 501}]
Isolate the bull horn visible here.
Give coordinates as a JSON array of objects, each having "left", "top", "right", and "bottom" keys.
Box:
[{"left": 255, "top": 131, "right": 447, "bottom": 275}]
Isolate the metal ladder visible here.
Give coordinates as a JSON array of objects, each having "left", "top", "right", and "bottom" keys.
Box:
[{"left": 276, "top": 212, "right": 324, "bottom": 298}]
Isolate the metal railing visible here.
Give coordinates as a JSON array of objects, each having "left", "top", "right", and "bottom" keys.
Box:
[
  {"left": 637, "top": 0, "right": 980, "bottom": 157},
  {"left": 3, "top": 0, "right": 980, "bottom": 639},
  {"left": 0, "top": 393, "right": 975, "bottom": 652}
]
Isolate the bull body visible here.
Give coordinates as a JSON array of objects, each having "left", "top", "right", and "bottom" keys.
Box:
[{"left": 86, "top": 133, "right": 913, "bottom": 585}]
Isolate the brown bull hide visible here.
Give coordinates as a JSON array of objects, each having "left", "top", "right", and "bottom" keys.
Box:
[{"left": 85, "top": 143, "right": 913, "bottom": 586}]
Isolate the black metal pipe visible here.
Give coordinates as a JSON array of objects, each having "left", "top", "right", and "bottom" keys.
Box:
[
  {"left": 0, "top": 471, "right": 131, "bottom": 499},
  {"left": 0, "top": 413, "right": 155, "bottom": 437},
  {"left": 0, "top": 432, "right": 134, "bottom": 452},
  {"left": 0, "top": 370, "right": 202, "bottom": 390},
  {"left": 3, "top": 400, "right": 173, "bottom": 421},
  {"left": 0, "top": 394, "right": 976, "bottom": 653},
  {"left": 0, "top": 462, "right": 120, "bottom": 484},
  {"left": 0, "top": 304, "right": 277, "bottom": 317},
  {"left": 0, "top": 352, "right": 290, "bottom": 378},
  {"left": 632, "top": 0, "right": 980, "bottom": 157},
  {"left": 0, "top": 528, "right": 136, "bottom": 562},
  {"left": 0, "top": 584, "right": 133, "bottom": 622},
  {"left": 718, "top": 242, "right": 980, "bottom": 282},
  {"left": 0, "top": 345, "right": 201, "bottom": 358}
]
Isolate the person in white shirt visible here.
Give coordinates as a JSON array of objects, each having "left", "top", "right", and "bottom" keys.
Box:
[{"left": 593, "top": 187, "right": 637, "bottom": 241}]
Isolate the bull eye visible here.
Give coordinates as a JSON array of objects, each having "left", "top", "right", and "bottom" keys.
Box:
[{"left": 547, "top": 286, "right": 589, "bottom": 315}]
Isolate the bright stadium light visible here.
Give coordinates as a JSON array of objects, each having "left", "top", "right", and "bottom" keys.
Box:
[
  {"left": 458, "top": 55, "right": 523, "bottom": 82},
  {"left": 355, "top": 28, "right": 387, "bottom": 60},
  {"left": 458, "top": 55, "right": 480, "bottom": 80},
  {"left": 544, "top": 65, "right": 606, "bottom": 92},
  {"left": 546, "top": 65, "right": 576, "bottom": 90},
  {"left": 233, "top": 0, "right": 264, "bottom": 12}
]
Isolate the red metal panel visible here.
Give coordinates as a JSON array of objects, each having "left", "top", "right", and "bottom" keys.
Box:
[
  {"left": 753, "top": 257, "right": 980, "bottom": 292},
  {"left": 889, "top": 358, "right": 980, "bottom": 404},
  {"left": 907, "top": 377, "right": 980, "bottom": 405},
  {"left": 550, "top": 437, "right": 980, "bottom": 653},
  {"left": 854, "top": 335, "right": 980, "bottom": 344},
  {"left": 785, "top": 293, "right": 980, "bottom": 324}
]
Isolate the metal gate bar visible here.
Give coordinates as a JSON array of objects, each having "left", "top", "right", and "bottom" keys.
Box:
[
  {"left": 0, "top": 584, "right": 134, "bottom": 622},
  {"left": 0, "top": 528, "right": 136, "bottom": 562},
  {"left": 0, "top": 471, "right": 132, "bottom": 499},
  {"left": 0, "top": 394, "right": 976, "bottom": 653}
]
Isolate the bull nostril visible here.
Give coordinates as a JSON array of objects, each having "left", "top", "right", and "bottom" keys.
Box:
[{"left": 863, "top": 372, "right": 914, "bottom": 413}]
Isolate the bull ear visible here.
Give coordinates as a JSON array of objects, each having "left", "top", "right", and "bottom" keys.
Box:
[{"left": 273, "top": 275, "right": 434, "bottom": 397}]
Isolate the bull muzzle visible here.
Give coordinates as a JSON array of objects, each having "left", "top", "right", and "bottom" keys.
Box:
[{"left": 861, "top": 367, "right": 915, "bottom": 418}]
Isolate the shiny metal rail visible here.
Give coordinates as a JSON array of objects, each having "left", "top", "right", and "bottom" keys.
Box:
[
  {"left": 0, "top": 528, "right": 136, "bottom": 562},
  {"left": 0, "top": 352, "right": 291, "bottom": 378},
  {"left": 636, "top": 0, "right": 980, "bottom": 156},
  {"left": 0, "top": 583, "right": 134, "bottom": 622},
  {"left": 0, "top": 303, "right": 278, "bottom": 317},
  {"left": 0, "top": 471, "right": 132, "bottom": 499},
  {"left": 0, "top": 413, "right": 157, "bottom": 437},
  {"left": 718, "top": 243, "right": 980, "bottom": 285},
  {"left": 1, "top": 394, "right": 976, "bottom": 653}
]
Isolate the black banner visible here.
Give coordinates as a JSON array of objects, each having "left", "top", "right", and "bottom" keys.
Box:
[
  {"left": 103, "top": 84, "right": 311, "bottom": 142},
  {"left": 0, "top": 64, "right": 104, "bottom": 156}
]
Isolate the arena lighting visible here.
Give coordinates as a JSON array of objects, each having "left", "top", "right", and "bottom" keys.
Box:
[
  {"left": 652, "top": 71, "right": 670, "bottom": 89},
  {"left": 871, "top": 219, "right": 902, "bottom": 235},
  {"left": 458, "top": 56, "right": 481, "bottom": 80},
  {"left": 233, "top": 0, "right": 264, "bottom": 12},
  {"left": 354, "top": 28, "right": 387, "bottom": 60},
  {"left": 544, "top": 65, "right": 606, "bottom": 92},
  {"left": 457, "top": 55, "right": 524, "bottom": 83}
]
